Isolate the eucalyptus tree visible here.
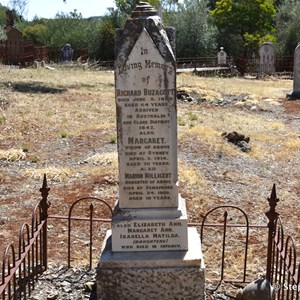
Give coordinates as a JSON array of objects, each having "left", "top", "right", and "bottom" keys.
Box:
[
  {"left": 211, "top": 0, "right": 276, "bottom": 57},
  {"left": 275, "top": 0, "right": 300, "bottom": 55},
  {"left": 166, "top": 0, "right": 217, "bottom": 57},
  {"left": 7, "top": 0, "right": 28, "bottom": 19}
]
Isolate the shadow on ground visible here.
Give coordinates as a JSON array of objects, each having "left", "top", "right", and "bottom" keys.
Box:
[{"left": 6, "top": 82, "right": 67, "bottom": 94}]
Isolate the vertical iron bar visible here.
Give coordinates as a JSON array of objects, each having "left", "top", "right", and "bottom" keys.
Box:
[
  {"left": 220, "top": 211, "right": 228, "bottom": 281},
  {"left": 296, "top": 263, "right": 300, "bottom": 300},
  {"left": 265, "top": 184, "right": 279, "bottom": 282},
  {"left": 278, "top": 252, "right": 284, "bottom": 300},
  {"left": 89, "top": 204, "right": 94, "bottom": 270},
  {"left": 68, "top": 212, "right": 72, "bottom": 268},
  {"left": 39, "top": 174, "right": 50, "bottom": 271},
  {"left": 271, "top": 237, "right": 276, "bottom": 284},
  {"left": 243, "top": 220, "right": 249, "bottom": 282}
]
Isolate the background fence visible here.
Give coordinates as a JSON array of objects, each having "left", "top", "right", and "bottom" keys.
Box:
[
  {"left": 0, "top": 43, "right": 296, "bottom": 74},
  {"left": 0, "top": 177, "right": 299, "bottom": 299}
]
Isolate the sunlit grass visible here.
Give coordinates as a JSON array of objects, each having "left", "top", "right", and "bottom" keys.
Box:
[{"left": 0, "top": 149, "right": 26, "bottom": 161}]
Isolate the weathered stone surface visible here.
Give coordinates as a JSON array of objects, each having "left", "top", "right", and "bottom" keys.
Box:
[
  {"left": 259, "top": 42, "right": 275, "bottom": 75},
  {"left": 97, "top": 3, "right": 205, "bottom": 299},
  {"left": 97, "top": 267, "right": 204, "bottom": 300},
  {"left": 112, "top": 196, "right": 188, "bottom": 251},
  {"left": 288, "top": 43, "right": 300, "bottom": 99},
  {"left": 218, "top": 47, "right": 227, "bottom": 66},
  {"left": 115, "top": 5, "right": 178, "bottom": 209},
  {"left": 28, "top": 265, "right": 97, "bottom": 300},
  {"left": 97, "top": 228, "right": 205, "bottom": 300},
  {"left": 236, "top": 278, "right": 275, "bottom": 300}
]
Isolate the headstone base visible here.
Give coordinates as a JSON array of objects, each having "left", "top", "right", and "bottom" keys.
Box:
[
  {"left": 287, "top": 91, "right": 300, "bottom": 100},
  {"left": 112, "top": 196, "right": 188, "bottom": 252},
  {"left": 96, "top": 227, "right": 205, "bottom": 300}
]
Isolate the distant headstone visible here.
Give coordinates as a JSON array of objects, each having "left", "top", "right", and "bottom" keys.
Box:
[
  {"left": 97, "top": 2, "right": 205, "bottom": 300},
  {"left": 287, "top": 43, "right": 300, "bottom": 100},
  {"left": 60, "top": 43, "right": 73, "bottom": 62},
  {"left": 218, "top": 47, "right": 227, "bottom": 65},
  {"left": 259, "top": 42, "right": 275, "bottom": 75},
  {"left": 6, "top": 27, "right": 23, "bottom": 64}
]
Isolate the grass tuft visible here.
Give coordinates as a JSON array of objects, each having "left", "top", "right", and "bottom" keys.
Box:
[{"left": 0, "top": 149, "right": 26, "bottom": 161}]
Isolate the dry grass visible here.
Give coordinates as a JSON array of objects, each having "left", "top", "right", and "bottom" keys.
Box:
[
  {"left": 0, "top": 148, "right": 26, "bottom": 161},
  {"left": 23, "top": 166, "right": 74, "bottom": 182},
  {"left": 0, "top": 66, "right": 299, "bottom": 287}
]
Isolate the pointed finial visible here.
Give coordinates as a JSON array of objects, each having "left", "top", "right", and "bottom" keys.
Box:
[
  {"left": 39, "top": 174, "right": 51, "bottom": 220},
  {"left": 131, "top": 2, "right": 157, "bottom": 18},
  {"left": 266, "top": 184, "right": 279, "bottom": 227}
]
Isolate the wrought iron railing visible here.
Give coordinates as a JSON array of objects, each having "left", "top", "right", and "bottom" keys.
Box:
[{"left": 0, "top": 178, "right": 298, "bottom": 299}]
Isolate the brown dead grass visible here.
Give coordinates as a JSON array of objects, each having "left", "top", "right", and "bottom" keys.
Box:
[{"left": 0, "top": 67, "right": 299, "bottom": 287}]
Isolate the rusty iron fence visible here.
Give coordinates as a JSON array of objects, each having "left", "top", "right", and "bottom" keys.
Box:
[
  {"left": 0, "top": 176, "right": 50, "bottom": 300},
  {"left": 0, "top": 40, "right": 48, "bottom": 66},
  {"left": 191, "top": 205, "right": 257, "bottom": 284},
  {"left": 0, "top": 177, "right": 299, "bottom": 299},
  {"left": 267, "top": 185, "right": 300, "bottom": 300}
]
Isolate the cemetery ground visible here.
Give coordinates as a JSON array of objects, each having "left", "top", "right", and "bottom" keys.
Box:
[{"left": 0, "top": 66, "right": 299, "bottom": 298}]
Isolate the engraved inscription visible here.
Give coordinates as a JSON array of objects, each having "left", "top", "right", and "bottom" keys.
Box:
[{"left": 116, "top": 28, "right": 178, "bottom": 208}]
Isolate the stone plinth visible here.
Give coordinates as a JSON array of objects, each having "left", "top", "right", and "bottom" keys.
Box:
[
  {"left": 112, "top": 196, "right": 188, "bottom": 252},
  {"left": 97, "top": 227, "right": 205, "bottom": 300}
]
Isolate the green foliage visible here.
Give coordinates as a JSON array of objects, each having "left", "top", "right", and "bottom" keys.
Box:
[
  {"left": 114, "top": 0, "right": 139, "bottom": 14},
  {"left": 0, "top": 4, "right": 7, "bottom": 24},
  {"left": 109, "top": 135, "right": 117, "bottom": 144},
  {"left": 97, "top": 20, "right": 115, "bottom": 60},
  {"left": 22, "top": 23, "right": 47, "bottom": 45},
  {"left": 275, "top": 0, "right": 300, "bottom": 55},
  {"left": 42, "top": 10, "right": 88, "bottom": 49},
  {"left": 211, "top": 0, "right": 276, "bottom": 57},
  {"left": 114, "top": 0, "right": 160, "bottom": 14},
  {"left": 10, "top": 0, "right": 299, "bottom": 62},
  {"left": 165, "top": 0, "right": 217, "bottom": 57},
  {"left": 60, "top": 131, "right": 68, "bottom": 138},
  {"left": 22, "top": 144, "right": 29, "bottom": 152},
  {"left": 0, "top": 5, "right": 8, "bottom": 39}
]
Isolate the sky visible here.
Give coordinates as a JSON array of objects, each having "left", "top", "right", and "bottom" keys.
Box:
[{"left": 1, "top": 0, "right": 117, "bottom": 20}]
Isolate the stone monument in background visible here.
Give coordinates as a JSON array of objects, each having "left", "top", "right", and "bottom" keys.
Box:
[
  {"left": 60, "top": 43, "right": 73, "bottom": 63},
  {"left": 97, "top": 2, "right": 205, "bottom": 299},
  {"left": 217, "top": 47, "right": 227, "bottom": 66},
  {"left": 259, "top": 42, "right": 275, "bottom": 75},
  {"left": 288, "top": 43, "right": 300, "bottom": 100}
]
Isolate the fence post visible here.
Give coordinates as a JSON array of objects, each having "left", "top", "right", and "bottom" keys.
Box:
[
  {"left": 39, "top": 174, "right": 50, "bottom": 270},
  {"left": 265, "top": 184, "right": 279, "bottom": 282}
]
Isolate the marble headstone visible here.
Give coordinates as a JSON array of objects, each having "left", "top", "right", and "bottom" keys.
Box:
[
  {"left": 259, "top": 42, "right": 275, "bottom": 75},
  {"left": 97, "top": 3, "right": 205, "bottom": 299},
  {"left": 288, "top": 43, "right": 300, "bottom": 99},
  {"left": 218, "top": 47, "right": 227, "bottom": 65},
  {"left": 112, "top": 1, "right": 188, "bottom": 252}
]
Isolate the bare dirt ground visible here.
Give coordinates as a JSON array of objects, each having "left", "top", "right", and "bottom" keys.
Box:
[{"left": 0, "top": 66, "right": 299, "bottom": 298}]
